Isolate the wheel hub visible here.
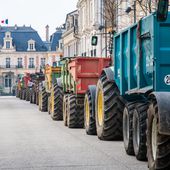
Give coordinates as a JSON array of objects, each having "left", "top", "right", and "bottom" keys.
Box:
[
  {"left": 123, "top": 108, "right": 129, "bottom": 147},
  {"left": 152, "top": 115, "right": 158, "bottom": 161},
  {"left": 97, "top": 88, "right": 104, "bottom": 126},
  {"left": 85, "top": 97, "right": 90, "bottom": 127}
]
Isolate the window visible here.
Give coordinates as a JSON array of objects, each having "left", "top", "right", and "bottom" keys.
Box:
[
  {"left": 6, "top": 41, "right": 10, "bottom": 49},
  {"left": 29, "top": 43, "right": 34, "bottom": 50},
  {"left": 91, "top": 50, "right": 93, "bottom": 57},
  {"left": 27, "top": 39, "right": 35, "bottom": 51},
  {"left": 29, "top": 58, "right": 34, "bottom": 68},
  {"left": 75, "top": 19, "right": 78, "bottom": 26},
  {"left": 94, "top": 49, "right": 96, "bottom": 57},
  {"left": 40, "top": 58, "right": 46, "bottom": 67},
  {"left": 17, "top": 58, "right": 23, "bottom": 68},
  {"left": 6, "top": 58, "right": 10, "bottom": 68},
  {"left": 5, "top": 75, "right": 11, "bottom": 88}
]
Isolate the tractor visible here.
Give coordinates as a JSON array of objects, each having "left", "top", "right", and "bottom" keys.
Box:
[
  {"left": 38, "top": 63, "right": 63, "bottom": 120},
  {"left": 29, "top": 71, "right": 45, "bottom": 105}
]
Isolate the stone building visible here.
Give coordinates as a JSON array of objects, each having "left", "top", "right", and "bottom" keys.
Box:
[
  {"left": 62, "top": 10, "right": 79, "bottom": 57},
  {"left": 77, "top": 0, "right": 107, "bottom": 57},
  {"left": 0, "top": 25, "right": 62, "bottom": 94}
]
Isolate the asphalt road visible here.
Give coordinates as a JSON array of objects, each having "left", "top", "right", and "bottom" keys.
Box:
[{"left": 0, "top": 96, "right": 148, "bottom": 170}]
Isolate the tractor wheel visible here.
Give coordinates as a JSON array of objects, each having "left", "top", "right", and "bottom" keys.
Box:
[
  {"left": 35, "top": 91, "right": 38, "bottom": 105},
  {"left": 33, "top": 90, "right": 36, "bottom": 104},
  {"left": 48, "top": 96, "right": 51, "bottom": 114},
  {"left": 22, "top": 89, "right": 26, "bottom": 100},
  {"left": 84, "top": 86, "right": 97, "bottom": 135},
  {"left": 123, "top": 102, "right": 136, "bottom": 155},
  {"left": 39, "top": 87, "right": 48, "bottom": 112},
  {"left": 25, "top": 88, "right": 30, "bottom": 101},
  {"left": 95, "top": 72, "right": 124, "bottom": 140},
  {"left": 38, "top": 91, "right": 42, "bottom": 111},
  {"left": 50, "top": 85, "right": 63, "bottom": 121},
  {"left": 30, "top": 90, "right": 33, "bottom": 103},
  {"left": 147, "top": 98, "right": 170, "bottom": 170},
  {"left": 63, "top": 94, "right": 69, "bottom": 126},
  {"left": 133, "top": 102, "right": 148, "bottom": 161},
  {"left": 67, "top": 95, "right": 84, "bottom": 128}
]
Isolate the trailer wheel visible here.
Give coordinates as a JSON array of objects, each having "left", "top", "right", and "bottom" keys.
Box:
[
  {"left": 96, "top": 72, "right": 124, "bottom": 140},
  {"left": 39, "top": 87, "right": 48, "bottom": 112},
  {"left": 123, "top": 102, "right": 136, "bottom": 155},
  {"left": 50, "top": 85, "right": 63, "bottom": 121},
  {"left": 84, "top": 87, "right": 97, "bottom": 135},
  {"left": 63, "top": 95, "right": 69, "bottom": 126},
  {"left": 133, "top": 102, "right": 148, "bottom": 161},
  {"left": 147, "top": 98, "right": 170, "bottom": 170}
]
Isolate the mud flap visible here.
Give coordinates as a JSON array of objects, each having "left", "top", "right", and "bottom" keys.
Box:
[
  {"left": 102, "top": 67, "right": 114, "bottom": 82},
  {"left": 150, "top": 92, "right": 170, "bottom": 135}
]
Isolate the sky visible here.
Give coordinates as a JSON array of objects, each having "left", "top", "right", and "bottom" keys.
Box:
[{"left": 0, "top": 0, "right": 78, "bottom": 41}]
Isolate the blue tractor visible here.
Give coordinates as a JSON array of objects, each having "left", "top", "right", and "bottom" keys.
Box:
[{"left": 84, "top": 0, "right": 170, "bottom": 169}]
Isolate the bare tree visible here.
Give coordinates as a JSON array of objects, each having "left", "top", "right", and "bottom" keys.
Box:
[
  {"left": 136, "top": 0, "right": 158, "bottom": 15},
  {"left": 101, "top": 0, "right": 123, "bottom": 56},
  {"left": 102, "top": 0, "right": 123, "bottom": 32}
]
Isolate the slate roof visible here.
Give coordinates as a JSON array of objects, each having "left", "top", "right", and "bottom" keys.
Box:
[
  {"left": 0, "top": 26, "right": 48, "bottom": 52},
  {"left": 50, "top": 30, "right": 62, "bottom": 51}
]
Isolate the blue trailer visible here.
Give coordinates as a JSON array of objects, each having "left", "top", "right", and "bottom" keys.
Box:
[{"left": 84, "top": 1, "right": 170, "bottom": 169}]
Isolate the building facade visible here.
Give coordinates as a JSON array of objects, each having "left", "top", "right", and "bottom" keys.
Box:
[
  {"left": 62, "top": 10, "right": 79, "bottom": 57},
  {"left": 77, "top": 0, "right": 107, "bottom": 57},
  {"left": 0, "top": 25, "right": 62, "bottom": 94}
]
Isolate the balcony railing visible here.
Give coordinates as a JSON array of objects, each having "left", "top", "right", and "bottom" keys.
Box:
[{"left": 0, "top": 65, "right": 37, "bottom": 69}]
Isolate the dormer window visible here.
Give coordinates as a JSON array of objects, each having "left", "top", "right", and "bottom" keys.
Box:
[
  {"left": 27, "top": 39, "right": 36, "bottom": 51},
  {"left": 2, "top": 32, "right": 14, "bottom": 50},
  {"left": 6, "top": 41, "right": 10, "bottom": 49}
]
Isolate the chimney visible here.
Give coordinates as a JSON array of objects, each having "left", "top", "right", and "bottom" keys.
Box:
[{"left": 45, "top": 25, "right": 49, "bottom": 42}]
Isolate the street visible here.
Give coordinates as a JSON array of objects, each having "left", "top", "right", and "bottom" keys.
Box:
[{"left": 0, "top": 96, "right": 148, "bottom": 170}]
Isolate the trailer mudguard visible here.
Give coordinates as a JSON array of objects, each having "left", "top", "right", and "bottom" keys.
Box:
[
  {"left": 101, "top": 66, "right": 114, "bottom": 82},
  {"left": 150, "top": 92, "right": 170, "bottom": 135},
  {"left": 56, "top": 78, "right": 62, "bottom": 87}
]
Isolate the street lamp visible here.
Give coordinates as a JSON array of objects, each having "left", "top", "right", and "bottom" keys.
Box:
[{"left": 125, "top": 0, "right": 137, "bottom": 23}]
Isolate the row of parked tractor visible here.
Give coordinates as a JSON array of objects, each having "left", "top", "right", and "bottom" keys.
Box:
[{"left": 16, "top": 2, "right": 170, "bottom": 169}]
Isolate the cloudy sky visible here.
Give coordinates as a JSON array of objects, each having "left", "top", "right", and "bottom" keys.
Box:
[{"left": 0, "top": 0, "right": 78, "bottom": 40}]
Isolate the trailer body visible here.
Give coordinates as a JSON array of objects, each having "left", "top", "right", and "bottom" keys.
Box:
[
  {"left": 114, "top": 13, "right": 170, "bottom": 96},
  {"left": 62, "top": 57, "right": 111, "bottom": 94}
]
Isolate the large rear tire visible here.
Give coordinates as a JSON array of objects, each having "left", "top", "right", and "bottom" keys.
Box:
[
  {"left": 95, "top": 72, "right": 124, "bottom": 140},
  {"left": 63, "top": 94, "right": 69, "bottom": 126},
  {"left": 84, "top": 86, "right": 97, "bottom": 135},
  {"left": 133, "top": 102, "right": 148, "bottom": 161},
  {"left": 123, "top": 102, "right": 136, "bottom": 155},
  {"left": 39, "top": 87, "right": 48, "bottom": 112},
  {"left": 147, "top": 98, "right": 170, "bottom": 170},
  {"left": 50, "top": 84, "right": 63, "bottom": 121},
  {"left": 67, "top": 95, "right": 84, "bottom": 128}
]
